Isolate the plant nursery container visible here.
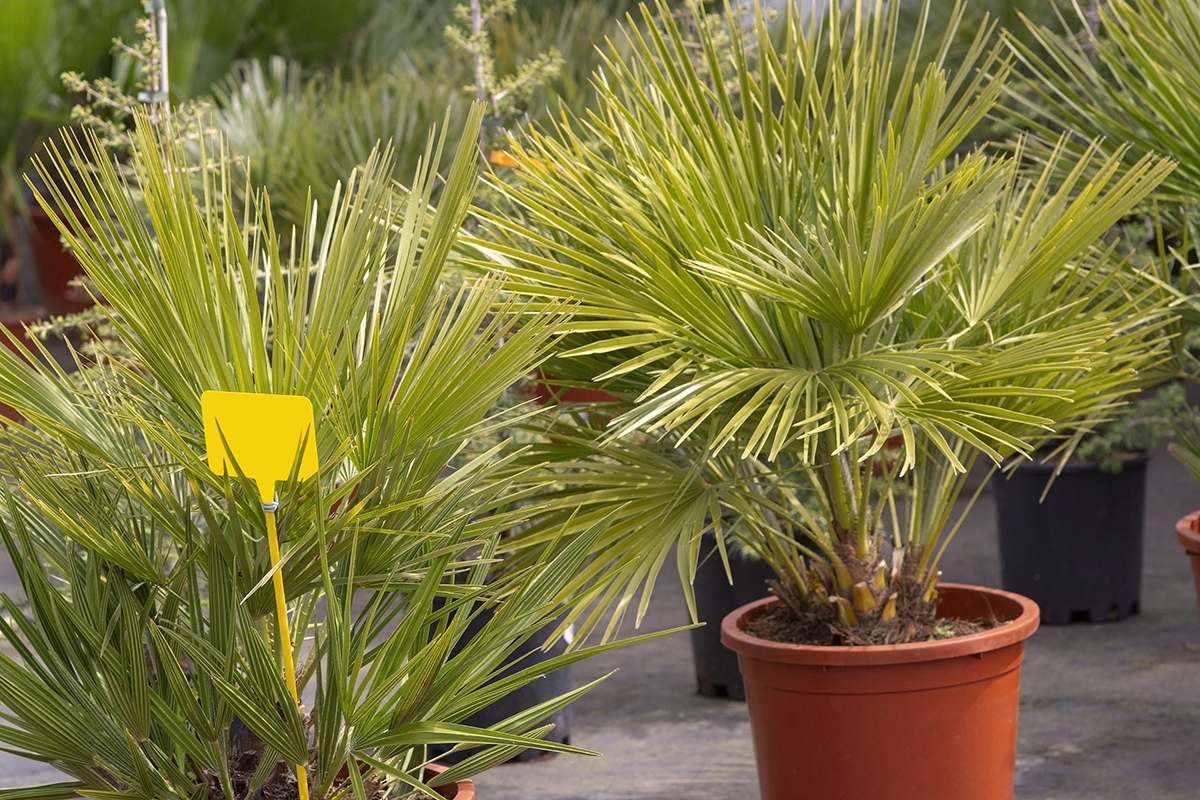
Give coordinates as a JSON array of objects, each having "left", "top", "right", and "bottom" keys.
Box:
[
  {"left": 0, "top": 303, "right": 47, "bottom": 421},
  {"left": 425, "top": 764, "right": 475, "bottom": 799},
  {"left": 29, "top": 207, "right": 93, "bottom": 316},
  {"left": 993, "top": 456, "right": 1148, "bottom": 623},
  {"left": 721, "top": 583, "right": 1039, "bottom": 800},
  {"left": 691, "top": 532, "right": 775, "bottom": 699},
  {"left": 430, "top": 605, "right": 571, "bottom": 764},
  {"left": 1175, "top": 510, "right": 1200, "bottom": 619}
]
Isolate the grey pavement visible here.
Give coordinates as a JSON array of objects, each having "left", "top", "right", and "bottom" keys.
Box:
[{"left": 0, "top": 440, "right": 1198, "bottom": 798}]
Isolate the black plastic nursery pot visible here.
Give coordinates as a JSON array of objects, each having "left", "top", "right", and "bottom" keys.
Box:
[
  {"left": 993, "top": 455, "right": 1148, "bottom": 624},
  {"left": 430, "top": 604, "right": 572, "bottom": 764},
  {"left": 691, "top": 532, "right": 775, "bottom": 699}
]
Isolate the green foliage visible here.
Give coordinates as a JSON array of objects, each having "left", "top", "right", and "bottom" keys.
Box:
[
  {"left": 445, "top": 0, "right": 565, "bottom": 137},
  {"left": 1006, "top": 0, "right": 1200, "bottom": 216},
  {"left": 0, "top": 106, "right": 653, "bottom": 798},
  {"left": 0, "top": 0, "right": 54, "bottom": 170},
  {"left": 62, "top": 10, "right": 210, "bottom": 160},
  {"left": 478, "top": 0, "right": 1173, "bottom": 642},
  {"left": 1170, "top": 397, "right": 1200, "bottom": 485},
  {"left": 893, "top": 0, "right": 1075, "bottom": 150},
  {"left": 0, "top": 0, "right": 136, "bottom": 231},
  {"left": 1069, "top": 383, "right": 1190, "bottom": 472},
  {"left": 210, "top": 57, "right": 465, "bottom": 231}
]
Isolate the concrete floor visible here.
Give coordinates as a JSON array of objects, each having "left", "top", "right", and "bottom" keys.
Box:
[{"left": 0, "top": 441, "right": 1197, "bottom": 798}]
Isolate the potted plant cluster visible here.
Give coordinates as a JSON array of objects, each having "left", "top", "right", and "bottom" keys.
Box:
[
  {"left": 1000, "top": 0, "right": 1200, "bottom": 625},
  {"left": 0, "top": 106, "right": 671, "bottom": 800},
  {"left": 475, "top": 1, "right": 1175, "bottom": 797}
]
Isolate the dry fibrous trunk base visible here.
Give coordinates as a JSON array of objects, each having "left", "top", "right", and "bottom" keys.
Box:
[
  {"left": 205, "top": 729, "right": 387, "bottom": 800},
  {"left": 763, "top": 546, "right": 998, "bottom": 647},
  {"left": 744, "top": 594, "right": 994, "bottom": 647}
]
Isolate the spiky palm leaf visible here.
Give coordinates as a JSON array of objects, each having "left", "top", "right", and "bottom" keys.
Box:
[
  {"left": 1007, "top": 0, "right": 1200, "bottom": 209},
  {"left": 477, "top": 0, "right": 1173, "bottom": 642},
  {"left": 1004, "top": 0, "right": 1200, "bottom": 381},
  {"left": 211, "top": 57, "right": 466, "bottom": 231}
]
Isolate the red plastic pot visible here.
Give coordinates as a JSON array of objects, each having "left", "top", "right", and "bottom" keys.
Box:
[
  {"left": 721, "top": 583, "right": 1039, "bottom": 800},
  {"left": 423, "top": 764, "right": 475, "bottom": 799},
  {"left": 1174, "top": 511, "right": 1200, "bottom": 620},
  {"left": 530, "top": 371, "right": 620, "bottom": 407},
  {"left": 29, "top": 207, "right": 93, "bottom": 317}
]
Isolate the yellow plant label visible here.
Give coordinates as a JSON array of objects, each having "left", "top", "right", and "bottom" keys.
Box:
[{"left": 201, "top": 391, "right": 320, "bottom": 504}]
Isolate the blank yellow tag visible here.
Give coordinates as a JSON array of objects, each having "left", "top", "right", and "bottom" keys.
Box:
[{"left": 201, "top": 391, "right": 320, "bottom": 504}]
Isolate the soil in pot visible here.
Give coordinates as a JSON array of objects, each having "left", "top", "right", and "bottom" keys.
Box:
[
  {"left": 994, "top": 456, "right": 1147, "bottom": 623},
  {"left": 691, "top": 532, "right": 775, "bottom": 698},
  {"left": 742, "top": 600, "right": 993, "bottom": 645},
  {"left": 722, "top": 584, "right": 1040, "bottom": 800}
]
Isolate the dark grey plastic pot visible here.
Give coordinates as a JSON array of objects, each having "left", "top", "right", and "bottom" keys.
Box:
[
  {"left": 692, "top": 531, "right": 775, "bottom": 699},
  {"left": 430, "top": 604, "right": 571, "bottom": 763},
  {"left": 993, "top": 455, "right": 1148, "bottom": 624}
]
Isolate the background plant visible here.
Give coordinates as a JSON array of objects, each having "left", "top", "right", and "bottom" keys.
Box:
[
  {"left": 209, "top": 57, "right": 465, "bottom": 231},
  {"left": 1064, "top": 382, "right": 1190, "bottom": 472},
  {"left": 0, "top": 0, "right": 136, "bottom": 235}
]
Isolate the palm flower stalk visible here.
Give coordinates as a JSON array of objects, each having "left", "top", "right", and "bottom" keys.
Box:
[{"left": 476, "top": 0, "right": 1174, "bottom": 644}]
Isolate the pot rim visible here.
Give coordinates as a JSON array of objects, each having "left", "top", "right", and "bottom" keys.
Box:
[
  {"left": 1175, "top": 510, "right": 1200, "bottom": 555},
  {"left": 1001, "top": 452, "right": 1151, "bottom": 475},
  {"left": 721, "top": 582, "right": 1039, "bottom": 666}
]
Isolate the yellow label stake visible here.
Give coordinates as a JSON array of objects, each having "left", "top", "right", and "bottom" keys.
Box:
[{"left": 201, "top": 390, "right": 319, "bottom": 800}]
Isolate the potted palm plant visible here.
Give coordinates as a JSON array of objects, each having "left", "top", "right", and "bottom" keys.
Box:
[
  {"left": 475, "top": 1, "right": 1174, "bottom": 797},
  {"left": 0, "top": 106, "right": 663, "bottom": 800}
]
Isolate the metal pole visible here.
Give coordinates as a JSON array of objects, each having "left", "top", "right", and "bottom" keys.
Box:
[
  {"left": 139, "top": 1, "right": 170, "bottom": 116},
  {"left": 158, "top": 3, "right": 169, "bottom": 112}
]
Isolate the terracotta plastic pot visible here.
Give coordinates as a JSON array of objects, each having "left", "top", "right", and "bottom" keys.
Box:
[
  {"left": 0, "top": 304, "right": 48, "bottom": 422},
  {"left": 423, "top": 764, "right": 475, "bottom": 800},
  {"left": 529, "top": 371, "right": 620, "bottom": 407},
  {"left": 28, "top": 207, "right": 93, "bottom": 317},
  {"left": 721, "top": 583, "right": 1039, "bottom": 800},
  {"left": 1174, "top": 511, "right": 1200, "bottom": 620}
]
